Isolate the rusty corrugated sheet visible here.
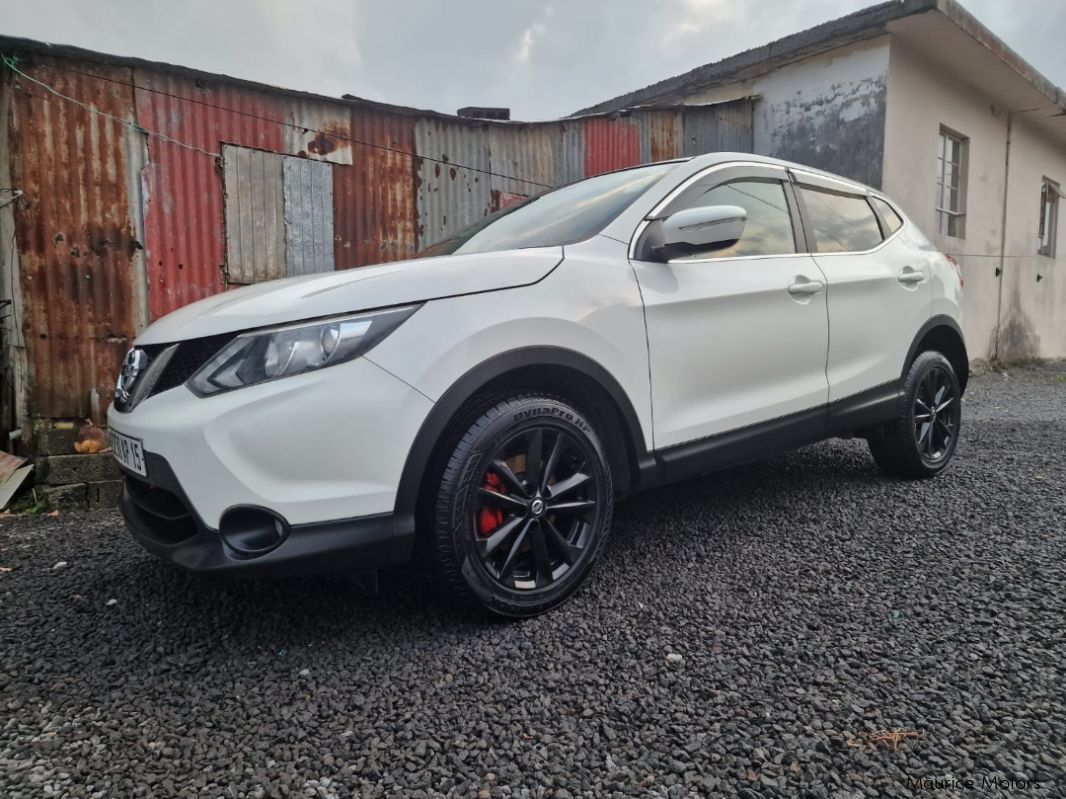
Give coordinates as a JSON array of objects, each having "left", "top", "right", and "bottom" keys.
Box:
[
  {"left": 560, "top": 120, "right": 585, "bottom": 185},
  {"left": 333, "top": 109, "right": 417, "bottom": 268},
  {"left": 134, "top": 69, "right": 287, "bottom": 318},
  {"left": 636, "top": 110, "right": 683, "bottom": 162},
  {"left": 487, "top": 124, "right": 561, "bottom": 208},
  {"left": 683, "top": 100, "right": 754, "bottom": 155},
  {"left": 283, "top": 156, "right": 334, "bottom": 276},
  {"left": 584, "top": 117, "right": 641, "bottom": 177},
  {"left": 286, "top": 99, "right": 353, "bottom": 165},
  {"left": 8, "top": 57, "right": 139, "bottom": 418},
  {"left": 414, "top": 118, "right": 491, "bottom": 250},
  {"left": 221, "top": 145, "right": 286, "bottom": 284}
]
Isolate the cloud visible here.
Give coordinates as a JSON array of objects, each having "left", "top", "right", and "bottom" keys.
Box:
[
  {"left": 515, "top": 18, "right": 549, "bottom": 63},
  {"left": 1, "top": 0, "right": 1061, "bottom": 120}
]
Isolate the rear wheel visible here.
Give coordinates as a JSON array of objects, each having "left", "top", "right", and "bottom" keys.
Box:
[
  {"left": 868, "top": 351, "right": 961, "bottom": 478},
  {"left": 426, "top": 394, "right": 613, "bottom": 618}
]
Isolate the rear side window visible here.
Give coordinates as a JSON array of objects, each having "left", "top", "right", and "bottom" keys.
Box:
[
  {"left": 671, "top": 179, "right": 797, "bottom": 260},
  {"left": 872, "top": 197, "right": 904, "bottom": 235},
  {"left": 799, "top": 186, "right": 884, "bottom": 253}
]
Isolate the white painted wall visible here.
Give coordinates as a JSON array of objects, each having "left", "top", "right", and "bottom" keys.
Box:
[
  {"left": 883, "top": 41, "right": 1066, "bottom": 361},
  {"left": 997, "top": 117, "right": 1066, "bottom": 360}
]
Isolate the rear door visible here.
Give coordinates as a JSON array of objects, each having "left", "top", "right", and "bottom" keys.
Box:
[
  {"left": 630, "top": 163, "right": 830, "bottom": 449},
  {"left": 792, "top": 171, "right": 932, "bottom": 402}
]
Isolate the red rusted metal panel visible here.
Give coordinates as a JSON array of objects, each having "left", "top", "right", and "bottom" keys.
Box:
[
  {"left": 333, "top": 109, "right": 417, "bottom": 267},
  {"left": 583, "top": 117, "right": 641, "bottom": 177},
  {"left": 8, "top": 57, "right": 138, "bottom": 418},
  {"left": 638, "top": 110, "right": 683, "bottom": 162},
  {"left": 134, "top": 69, "right": 287, "bottom": 319}
]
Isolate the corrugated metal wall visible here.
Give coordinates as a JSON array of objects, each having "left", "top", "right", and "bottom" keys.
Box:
[
  {"left": 638, "top": 111, "right": 683, "bottom": 163},
  {"left": 7, "top": 58, "right": 140, "bottom": 418},
  {"left": 333, "top": 109, "right": 417, "bottom": 268},
  {"left": 3, "top": 47, "right": 753, "bottom": 421},
  {"left": 415, "top": 119, "right": 492, "bottom": 249},
  {"left": 134, "top": 73, "right": 287, "bottom": 318},
  {"left": 488, "top": 124, "right": 563, "bottom": 209},
  {"left": 584, "top": 117, "right": 642, "bottom": 177},
  {"left": 683, "top": 99, "right": 754, "bottom": 155}
]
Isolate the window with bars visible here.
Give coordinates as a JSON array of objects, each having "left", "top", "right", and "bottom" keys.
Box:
[
  {"left": 1039, "top": 178, "right": 1059, "bottom": 258},
  {"left": 936, "top": 128, "right": 968, "bottom": 239}
]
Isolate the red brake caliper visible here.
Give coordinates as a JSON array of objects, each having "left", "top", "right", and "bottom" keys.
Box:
[{"left": 479, "top": 472, "right": 505, "bottom": 536}]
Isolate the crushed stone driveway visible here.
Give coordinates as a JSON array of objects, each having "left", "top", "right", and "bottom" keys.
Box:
[{"left": 2, "top": 363, "right": 1065, "bottom": 798}]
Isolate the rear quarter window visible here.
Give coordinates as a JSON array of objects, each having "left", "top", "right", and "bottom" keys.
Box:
[
  {"left": 799, "top": 186, "right": 884, "bottom": 253},
  {"left": 871, "top": 197, "right": 905, "bottom": 235}
]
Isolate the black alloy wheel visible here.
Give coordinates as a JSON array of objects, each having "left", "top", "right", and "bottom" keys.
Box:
[
  {"left": 912, "top": 363, "right": 960, "bottom": 464},
  {"left": 473, "top": 426, "right": 601, "bottom": 590},
  {"left": 426, "top": 393, "right": 613, "bottom": 618},
  {"left": 868, "top": 350, "right": 962, "bottom": 478}
]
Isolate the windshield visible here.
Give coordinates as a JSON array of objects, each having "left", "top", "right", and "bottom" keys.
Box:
[{"left": 415, "top": 162, "right": 677, "bottom": 258}]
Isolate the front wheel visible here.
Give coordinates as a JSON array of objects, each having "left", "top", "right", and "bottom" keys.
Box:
[
  {"left": 867, "top": 351, "right": 962, "bottom": 478},
  {"left": 426, "top": 394, "right": 613, "bottom": 618}
]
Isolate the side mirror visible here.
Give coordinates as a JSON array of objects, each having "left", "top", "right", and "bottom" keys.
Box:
[{"left": 656, "top": 204, "right": 747, "bottom": 252}]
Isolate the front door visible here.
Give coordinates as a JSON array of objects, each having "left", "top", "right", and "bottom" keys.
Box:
[{"left": 630, "top": 165, "right": 830, "bottom": 450}]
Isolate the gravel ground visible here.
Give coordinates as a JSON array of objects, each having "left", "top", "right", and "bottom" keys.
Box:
[{"left": 2, "top": 363, "right": 1065, "bottom": 798}]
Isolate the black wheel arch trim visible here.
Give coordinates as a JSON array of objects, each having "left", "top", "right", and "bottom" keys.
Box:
[
  {"left": 392, "top": 346, "right": 653, "bottom": 531},
  {"left": 905, "top": 315, "right": 969, "bottom": 392}
]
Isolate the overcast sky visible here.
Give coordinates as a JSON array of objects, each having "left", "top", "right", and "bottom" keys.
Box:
[{"left": 4, "top": 0, "right": 1064, "bottom": 119}]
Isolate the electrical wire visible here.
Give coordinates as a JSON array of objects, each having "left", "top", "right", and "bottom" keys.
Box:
[
  {"left": 1, "top": 55, "right": 559, "bottom": 190},
  {"left": 3, "top": 55, "right": 223, "bottom": 158}
]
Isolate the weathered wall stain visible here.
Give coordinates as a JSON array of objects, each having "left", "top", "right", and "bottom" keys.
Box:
[{"left": 761, "top": 75, "right": 888, "bottom": 188}]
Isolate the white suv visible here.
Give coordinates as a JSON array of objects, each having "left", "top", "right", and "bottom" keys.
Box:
[{"left": 108, "top": 153, "right": 967, "bottom": 617}]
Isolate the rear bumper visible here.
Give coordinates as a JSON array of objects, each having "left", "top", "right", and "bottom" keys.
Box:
[{"left": 120, "top": 453, "right": 415, "bottom": 577}]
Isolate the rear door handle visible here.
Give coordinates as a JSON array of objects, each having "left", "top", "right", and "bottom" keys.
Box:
[
  {"left": 788, "top": 276, "right": 824, "bottom": 296},
  {"left": 898, "top": 266, "right": 927, "bottom": 285}
]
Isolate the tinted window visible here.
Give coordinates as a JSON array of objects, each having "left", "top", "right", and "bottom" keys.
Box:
[
  {"left": 871, "top": 197, "right": 904, "bottom": 235},
  {"left": 415, "top": 162, "right": 675, "bottom": 257},
  {"left": 672, "top": 179, "right": 796, "bottom": 259},
  {"left": 800, "top": 186, "right": 884, "bottom": 253}
]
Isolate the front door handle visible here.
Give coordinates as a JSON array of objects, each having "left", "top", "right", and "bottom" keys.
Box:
[
  {"left": 898, "top": 266, "right": 927, "bottom": 285},
  {"left": 788, "top": 276, "right": 825, "bottom": 296}
]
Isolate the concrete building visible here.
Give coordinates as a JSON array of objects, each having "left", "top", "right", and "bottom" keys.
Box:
[{"left": 581, "top": 0, "right": 1066, "bottom": 363}]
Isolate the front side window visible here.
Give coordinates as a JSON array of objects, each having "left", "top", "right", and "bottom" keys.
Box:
[
  {"left": 669, "top": 179, "right": 797, "bottom": 260},
  {"left": 1039, "top": 178, "right": 1059, "bottom": 258},
  {"left": 799, "top": 186, "right": 883, "bottom": 253},
  {"left": 937, "top": 128, "right": 968, "bottom": 239}
]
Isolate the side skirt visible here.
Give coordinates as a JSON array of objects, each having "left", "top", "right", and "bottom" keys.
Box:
[{"left": 640, "top": 380, "right": 901, "bottom": 488}]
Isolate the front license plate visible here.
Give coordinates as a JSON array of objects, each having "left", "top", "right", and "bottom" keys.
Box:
[{"left": 109, "top": 429, "right": 147, "bottom": 477}]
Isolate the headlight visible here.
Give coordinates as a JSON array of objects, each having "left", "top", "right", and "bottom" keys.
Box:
[{"left": 188, "top": 305, "right": 419, "bottom": 396}]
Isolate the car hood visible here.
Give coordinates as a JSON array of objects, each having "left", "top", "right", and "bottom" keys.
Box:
[{"left": 136, "top": 247, "right": 563, "bottom": 344}]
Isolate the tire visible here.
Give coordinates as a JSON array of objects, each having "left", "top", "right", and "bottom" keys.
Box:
[
  {"left": 867, "top": 351, "right": 962, "bottom": 478},
  {"left": 425, "top": 393, "right": 614, "bottom": 618}
]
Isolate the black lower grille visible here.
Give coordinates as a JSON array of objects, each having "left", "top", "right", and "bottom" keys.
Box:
[{"left": 123, "top": 476, "right": 199, "bottom": 544}]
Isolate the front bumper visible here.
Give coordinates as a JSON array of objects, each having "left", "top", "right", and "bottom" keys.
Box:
[
  {"left": 121, "top": 452, "right": 414, "bottom": 576},
  {"left": 107, "top": 356, "right": 433, "bottom": 528}
]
